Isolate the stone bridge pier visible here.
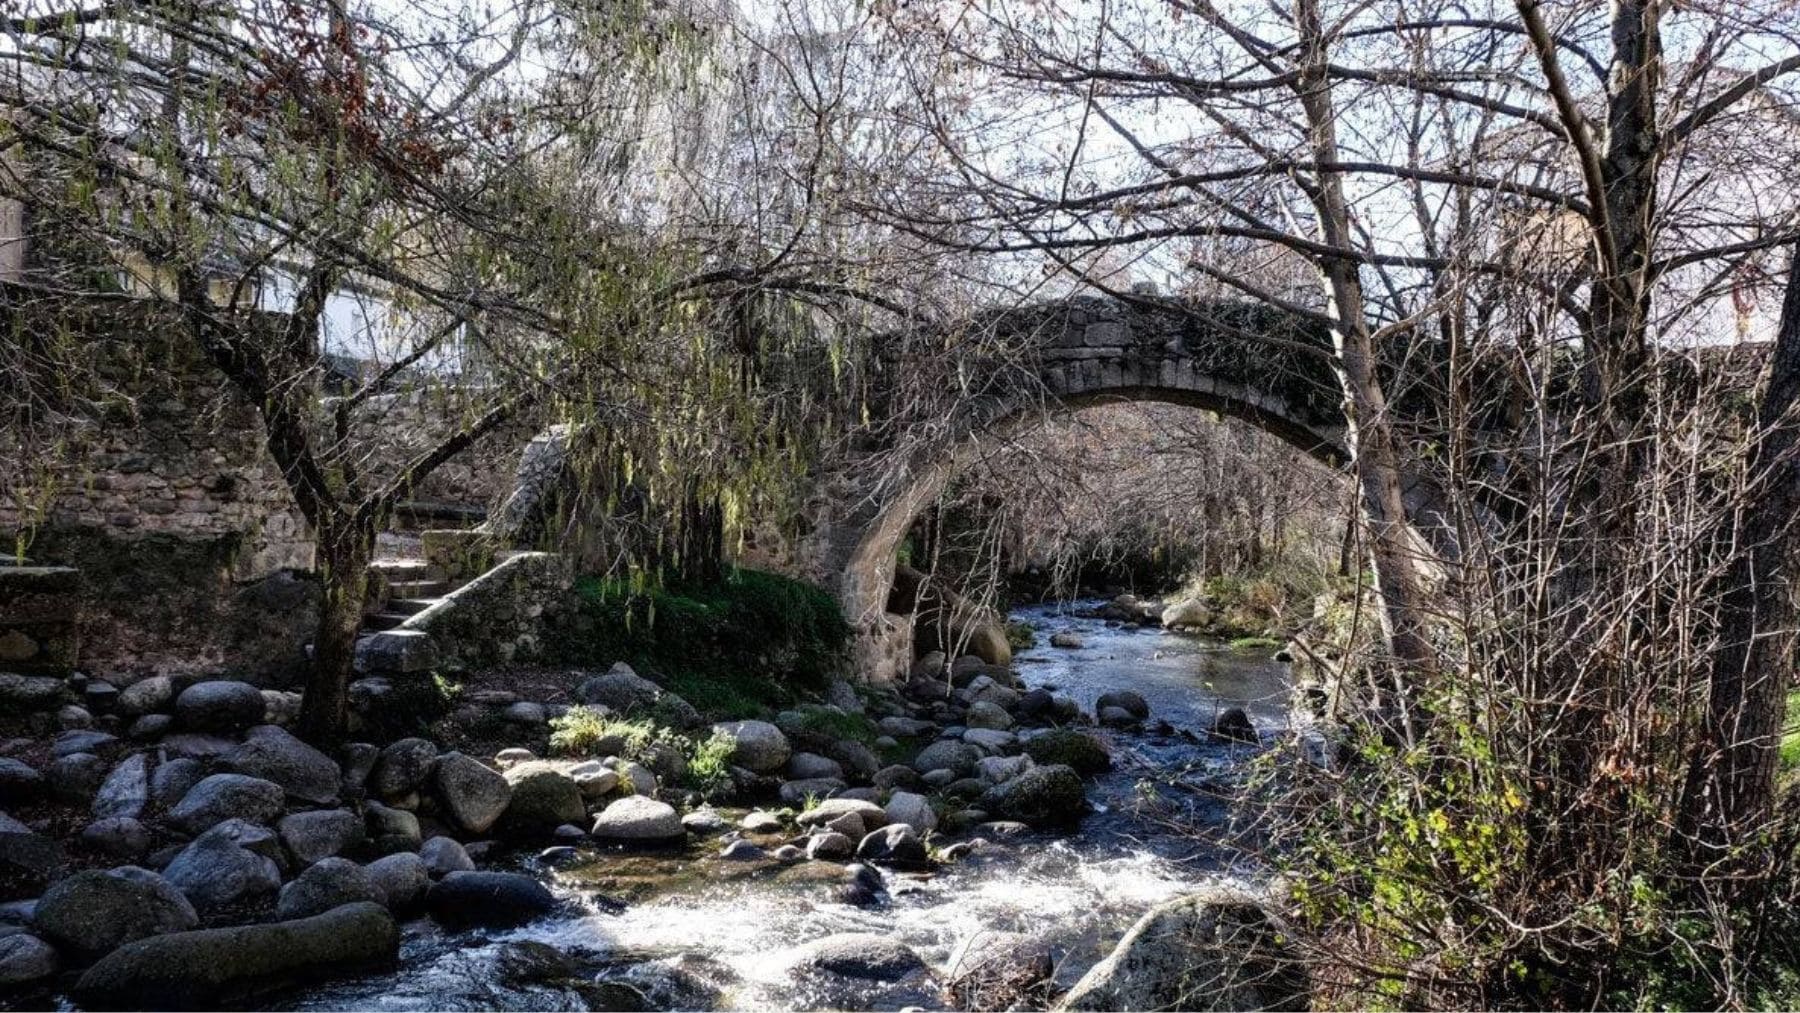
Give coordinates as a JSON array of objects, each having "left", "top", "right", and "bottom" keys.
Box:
[{"left": 791, "top": 295, "right": 1369, "bottom": 685}]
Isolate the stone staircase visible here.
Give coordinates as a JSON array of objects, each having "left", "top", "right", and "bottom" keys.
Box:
[{"left": 360, "top": 558, "right": 463, "bottom": 634}]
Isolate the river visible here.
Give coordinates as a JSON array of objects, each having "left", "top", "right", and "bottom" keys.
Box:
[{"left": 295, "top": 600, "right": 1291, "bottom": 1011}]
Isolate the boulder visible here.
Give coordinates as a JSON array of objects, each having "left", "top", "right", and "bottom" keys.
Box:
[
  {"left": 711, "top": 720, "right": 791, "bottom": 774},
  {"left": 364, "top": 852, "right": 430, "bottom": 912},
  {"left": 912, "top": 740, "right": 981, "bottom": 777},
  {"left": 339, "top": 743, "right": 379, "bottom": 795},
  {"left": 570, "top": 763, "right": 621, "bottom": 800},
  {"left": 1211, "top": 707, "right": 1258, "bottom": 744},
  {"left": 364, "top": 802, "right": 423, "bottom": 854},
  {"left": 1022, "top": 729, "right": 1112, "bottom": 775},
  {"left": 275, "top": 857, "right": 380, "bottom": 920},
  {"left": 433, "top": 752, "right": 512, "bottom": 834},
  {"left": 0, "top": 674, "right": 63, "bottom": 710},
  {"left": 1160, "top": 599, "right": 1213, "bottom": 630},
  {"left": 226, "top": 726, "right": 342, "bottom": 805},
  {"left": 167, "top": 774, "right": 284, "bottom": 835},
  {"left": 719, "top": 839, "right": 767, "bottom": 861},
  {"left": 962, "top": 728, "right": 1017, "bottom": 753},
  {"left": 80, "top": 817, "right": 151, "bottom": 861},
  {"left": 883, "top": 791, "right": 938, "bottom": 835},
  {"left": 826, "top": 740, "right": 881, "bottom": 781},
  {"left": 59, "top": 704, "right": 94, "bottom": 729},
  {"left": 354, "top": 629, "right": 439, "bottom": 674},
  {"left": 72, "top": 901, "right": 399, "bottom": 1010},
  {"left": 873, "top": 765, "right": 925, "bottom": 793},
  {"left": 260, "top": 690, "right": 303, "bottom": 727},
  {"left": 947, "top": 931, "right": 1056, "bottom": 1009},
  {"left": 371, "top": 738, "right": 439, "bottom": 799},
  {"left": 797, "top": 797, "right": 888, "bottom": 832},
  {"left": 681, "top": 807, "right": 729, "bottom": 835},
  {"left": 278, "top": 810, "right": 366, "bottom": 867},
  {"left": 620, "top": 760, "right": 660, "bottom": 800},
  {"left": 194, "top": 818, "right": 287, "bottom": 869},
  {"left": 92, "top": 753, "right": 149, "bottom": 820},
  {"left": 786, "top": 752, "right": 845, "bottom": 781},
  {"left": 977, "top": 764, "right": 1087, "bottom": 827},
  {"left": 148, "top": 756, "right": 203, "bottom": 810},
  {"left": 117, "top": 675, "right": 176, "bottom": 717},
  {"left": 173, "top": 681, "right": 267, "bottom": 733},
  {"left": 424, "top": 871, "right": 558, "bottom": 929},
  {"left": 0, "top": 758, "right": 44, "bottom": 805},
  {"left": 574, "top": 663, "right": 702, "bottom": 727},
  {"left": 0, "top": 829, "right": 63, "bottom": 900},
  {"left": 589, "top": 796, "right": 685, "bottom": 844},
  {"left": 976, "top": 754, "right": 1034, "bottom": 785},
  {"left": 0, "top": 932, "right": 56, "bottom": 987},
  {"left": 1049, "top": 632, "right": 1084, "bottom": 649},
  {"left": 500, "top": 762, "right": 586, "bottom": 834},
  {"left": 1095, "top": 690, "right": 1150, "bottom": 722},
  {"left": 878, "top": 715, "right": 935, "bottom": 738},
  {"left": 161, "top": 834, "right": 283, "bottom": 912},
  {"left": 33, "top": 867, "right": 198, "bottom": 956},
  {"left": 805, "top": 832, "right": 856, "bottom": 861},
  {"left": 788, "top": 933, "right": 926, "bottom": 981},
  {"left": 855, "top": 824, "right": 928, "bottom": 868},
  {"left": 126, "top": 714, "right": 173, "bottom": 741},
  {"left": 779, "top": 777, "right": 845, "bottom": 805},
  {"left": 1058, "top": 887, "right": 1306, "bottom": 1011},
  {"left": 419, "top": 836, "right": 475, "bottom": 877},
  {"left": 741, "top": 810, "right": 784, "bottom": 834},
  {"left": 47, "top": 752, "right": 110, "bottom": 802},
  {"left": 965, "top": 701, "right": 1013, "bottom": 730},
  {"left": 1099, "top": 706, "right": 1138, "bottom": 728}
]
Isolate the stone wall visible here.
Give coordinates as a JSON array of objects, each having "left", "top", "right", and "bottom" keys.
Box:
[
  {"left": 2, "top": 297, "right": 324, "bottom": 680},
  {"left": 0, "top": 562, "right": 81, "bottom": 675},
  {"left": 399, "top": 552, "right": 572, "bottom": 671},
  {"left": 1, "top": 297, "right": 313, "bottom": 578},
  {"left": 333, "top": 386, "right": 536, "bottom": 525}
]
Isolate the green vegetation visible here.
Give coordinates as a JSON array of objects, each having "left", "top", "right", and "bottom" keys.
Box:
[
  {"left": 785, "top": 703, "right": 879, "bottom": 744},
  {"left": 686, "top": 729, "right": 737, "bottom": 796},
  {"left": 1005, "top": 620, "right": 1037, "bottom": 651},
  {"left": 1228, "top": 635, "right": 1285, "bottom": 651},
  {"left": 547, "top": 706, "right": 655, "bottom": 757},
  {"left": 1783, "top": 689, "right": 1800, "bottom": 782},
  {"left": 565, "top": 567, "right": 851, "bottom": 719}
]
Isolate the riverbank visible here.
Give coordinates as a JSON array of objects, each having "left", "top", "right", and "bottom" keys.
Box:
[{"left": 0, "top": 600, "right": 1290, "bottom": 1010}]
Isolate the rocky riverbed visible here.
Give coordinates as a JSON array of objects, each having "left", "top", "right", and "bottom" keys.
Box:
[{"left": 0, "top": 599, "right": 1291, "bottom": 1011}]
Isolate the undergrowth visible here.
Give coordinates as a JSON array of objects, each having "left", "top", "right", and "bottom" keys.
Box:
[{"left": 563, "top": 567, "right": 851, "bottom": 719}]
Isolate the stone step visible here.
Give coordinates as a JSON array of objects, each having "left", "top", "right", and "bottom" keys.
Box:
[
  {"left": 384, "top": 579, "right": 450, "bottom": 599},
  {"left": 386, "top": 597, "right": 442, "bottom": 616},
  {"left": 362, "top": 612, "right": 414, "bottom": 632},
  {"left": 368, "top": 559, "right": 444, "bottom": 581}
]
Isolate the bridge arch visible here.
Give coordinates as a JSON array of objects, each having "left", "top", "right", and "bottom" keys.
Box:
[{"left": 803, "top": 295, "right": 1356, "bottom": 683}]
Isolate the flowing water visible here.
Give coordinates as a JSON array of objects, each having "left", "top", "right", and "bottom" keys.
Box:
[{"left": 296, "top": 601, "right": 1291, "bottom": 1012}]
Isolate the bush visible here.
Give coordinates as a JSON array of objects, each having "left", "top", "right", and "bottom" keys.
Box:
[{"left": 564, "top": 567, "right": 851, "bottom": 717}]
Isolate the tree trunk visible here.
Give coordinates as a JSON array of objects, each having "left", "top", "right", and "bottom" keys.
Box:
[
  {"left": 1689, "top": 246, "right": 1800, "bottom": 848},
  {"left": 1294, "top": 0, "right": 1438, "bottom": 715},
  {"left": 298, "top": 520, "right": 372, "bottom": 743}
]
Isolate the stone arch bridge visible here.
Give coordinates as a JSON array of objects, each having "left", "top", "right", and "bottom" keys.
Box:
[{"left": 787, "top": 295, "right": 1371, "bottom": 684}]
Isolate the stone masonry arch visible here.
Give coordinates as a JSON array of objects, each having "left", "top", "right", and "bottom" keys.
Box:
[{"left": 795, "top": 295, "right": 1367, "bottom": 684}]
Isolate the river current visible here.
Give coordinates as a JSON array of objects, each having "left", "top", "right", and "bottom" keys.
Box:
[{"left": 296, "top": 600, "right": 1291, "bottom": 1011}]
